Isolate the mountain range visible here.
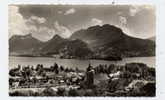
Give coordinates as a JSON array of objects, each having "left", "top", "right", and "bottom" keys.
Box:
[
  {"left": 9, "top": 24, "right": 155, "bottom": 60},
  {"left": 148, "top": 36, "right": 156, "bottom": 41},
  {"left": 9, "top": 34, "right": 43, "bottom": 55}
]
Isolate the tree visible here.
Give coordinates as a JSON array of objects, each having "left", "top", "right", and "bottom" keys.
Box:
[{"left": 68, "top": 89, "right": 79, "bottom": 96}]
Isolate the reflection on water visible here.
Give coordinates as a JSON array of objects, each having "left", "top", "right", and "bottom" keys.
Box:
[{"left": 9, "top": 56, "right": 155, "bottom": 70}]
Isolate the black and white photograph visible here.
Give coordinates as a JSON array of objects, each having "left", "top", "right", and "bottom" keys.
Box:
[{"left": 9, "top": 4, "right": 156, "bottom": 97}]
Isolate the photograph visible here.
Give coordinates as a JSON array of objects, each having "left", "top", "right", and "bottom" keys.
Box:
[{"left": 8, "top": 4, "right": 156, "bottom": 96}]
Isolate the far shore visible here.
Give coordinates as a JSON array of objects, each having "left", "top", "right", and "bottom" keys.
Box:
[{"left": 9, "top": 55, "right": 155, "bottom": 60}]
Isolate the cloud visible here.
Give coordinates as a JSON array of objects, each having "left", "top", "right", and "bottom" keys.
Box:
[
  {"left": 32, "top": 26, "right": 55, "bottom": 41},
  {"left": 129, "top": 5, "right": 154, "bottom": 17},
  {"left": 58, "top": 11, "right": 63, "bottom": 14},
  {"left": 129, "top": 6, "right": 140, "bottom": 16},
  {"left": 54, "top": 21, "right": 72, "bottom": 38},
  {"left": 144, "top": 5, "right": 154, "bottom": 10},
  {"left": 9, "top": 6, "right": 30, "bottom": 37},
  {"left": 119, "top": 16, "right": 127, "bottom": 26},
  {"left": 117, "top": 11, "right": 122, "bottom": 15},
  {"left": 64, "top": 8, "right": 76, "bottom": 15},
  {"left": 9, "top": 6, "right": 72, "bottom": 41},
  {"left": 91, "top": 18, "right": 103, "bottom": 26},
  {"left": 117, "top": 16, "right": 134, "bottom": 37},
  {"left": 29, "top": 16, "right": 46, "bottom": 24},
  {"left": 9, "top": 6, "right": 55, "bottom": 41},
  {"left": 32, "top": 21, "right": 72, "bottom": 40}
]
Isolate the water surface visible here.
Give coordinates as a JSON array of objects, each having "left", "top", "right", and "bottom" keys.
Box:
[{"left": 9, "top": 56, "right": 155, "bottom": 70}]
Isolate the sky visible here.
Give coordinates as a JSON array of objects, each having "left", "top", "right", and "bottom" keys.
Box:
[{"left": 9, "top": 5, "right": 155, "bottom": 41}]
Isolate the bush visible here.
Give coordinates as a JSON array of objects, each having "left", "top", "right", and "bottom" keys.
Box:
[
  {"left": 42, "top": 87, "right": 56, "bottom": 96},
  {"left": 56, "top": 87, "right": 65, "bottom": 96},
  {"left": 84, "top": 89, "right": 95, "bottom": 96},
  {"left": 68, "top": 89, "right": 79, "bottom": 96}
]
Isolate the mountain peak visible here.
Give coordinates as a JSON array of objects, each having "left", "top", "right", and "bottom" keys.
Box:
[
  {"left": 9, "top": 33, "right": 43, "bottom": 53},
  {"left": 86, "top": 24, "right": 122, "bottom": 32},
  {"left": 148, "top": 36, "right": 155, "bottom": 41},
  {"left": 52, "top": 34, "right": 62, "bottom": 39},
  {"left": 87, "top": 25, "right": 101, "bottom": 30},
  {"left": 25, "top": 33, "right": 32, "bottom": 37},
  {"left": 10, "top": 33, "right": 33, "bottom": 40},
  {"left": 48, "top": 34, "right": 64, "bottom": 42},
  {"left": 102, "top": 24, "right": 123, "bottom": 32},
  {"left": 70, "top": 24, "right": 124, "bottom": 46}
]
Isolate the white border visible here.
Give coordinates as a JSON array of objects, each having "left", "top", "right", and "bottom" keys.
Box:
[
  {"left": 1, "top": 0, "right": 165, "bottom": 100},
  {"left": 9, "top": 0, "right": 158, "bottom": 5}
]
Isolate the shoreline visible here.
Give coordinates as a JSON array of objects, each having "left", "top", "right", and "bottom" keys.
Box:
[
  {"left": 9, "top": 55, "right": 156, "bottom": 60},
  {"left": 9, "top": 56, "right": 156, "bottom": 70}
]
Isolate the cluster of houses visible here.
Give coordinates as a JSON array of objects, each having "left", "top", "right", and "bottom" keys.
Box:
[
  {"left": 9, "top": 63, "right": 85, "bottom": 90},
  {"left": 92, "top": 63, "right": 155, "bottom": 96},
  {"left": 9, "top": 62, "right": 155, "bottom": 96}
]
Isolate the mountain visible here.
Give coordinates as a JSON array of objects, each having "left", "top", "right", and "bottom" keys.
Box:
[
  {"left": 40, "top": 35, "right": 92, "bottom": 58},
  {"left": 9, "top": 34, "right": 92, "bottom": 58},
  {"left": 9, "top": 34, "right": 43, "bottom": 56},
  {"left": 61, "top": 39, "right": 93, "bottom": 58},
  {"left": 40, "top": 35, "right": 68, "bottom": 55},
  {"left": 9, "top": 24, "right": 155, "bottom": 59},
  {"left": 70, "top": 24, "right": 155, "bottom": 57},
  {"left": 148, "top": 36, "right": 156, "bottom": 41},
  {"left": 70, "top": 24, "right": 124, "bottom": 48}
]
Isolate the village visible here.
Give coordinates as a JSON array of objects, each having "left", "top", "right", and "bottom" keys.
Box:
[{"left": 9, "top": 62, "right": 155, "bottom": 96}]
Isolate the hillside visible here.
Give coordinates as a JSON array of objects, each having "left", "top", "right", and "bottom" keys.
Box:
[
  {"left": 148, "top": 36, "right": 156, "bottom": 41},
  {"left": 9, "top": 34, "right": 92, "bottom": 58},
  {"left": 9, "top": 34, "right": 43, "bottom": 56},
  {"left": 9, "top": 24, "right": 155, "bottom": 59},
  {"left": 70, "top": 24, "right": 155, "bottom": 57}
]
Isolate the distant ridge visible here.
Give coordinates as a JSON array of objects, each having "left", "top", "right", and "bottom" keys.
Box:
[
  {"left": 9, "top": 34, "right": 43, "bottom": 55},
  {"left": 148, "top": 36, "right": 156, "bottom": 41},
  {"left": 9, "top": 24, "right": 155, "bottom": 58},
  {"left": 70, "top": 24, "right": 155, "bottom": 57}
]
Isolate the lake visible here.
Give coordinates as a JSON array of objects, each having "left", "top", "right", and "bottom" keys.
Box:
[{"left": 9, "top": 56, "right": 155, "bottom": 70}]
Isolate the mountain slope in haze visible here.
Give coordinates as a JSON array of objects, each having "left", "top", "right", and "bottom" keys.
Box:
[
  {"left": 39, "top": 35, "right": 68, "bottom": 55},
  {"left": 9, "top": 34, "right": 92, "bottom": 58},
  {"left": 61, "top": 39, "right": 93, "bottom": 58},
  {"left": 9, "top": 34, "right": 43, "bottom": 56},
  {"left": 70, "top": 24, "right": 155, "bottom": 57},
  {"left": 40, "top": 35, "right": 92, "bottom": 58},
  {"left": 70, "top": 24, "right": 124, "bottom": 48}
]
